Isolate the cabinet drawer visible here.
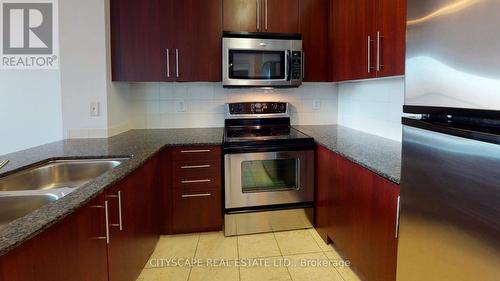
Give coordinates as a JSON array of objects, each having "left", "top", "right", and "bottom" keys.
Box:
[
  {"left": 171, "top": 188, "right": 222, "bottom": 233},
  {"left": 171, "top": 146, "right": 221, "bottom": 161},
  {"left": 172, "top": 173, "right": 221, "bottom": 190},
  {"left": 172, "top": 160, "right": 220, "bottom": 179}
]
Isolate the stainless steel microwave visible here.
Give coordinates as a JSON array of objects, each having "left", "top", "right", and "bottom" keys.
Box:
[{"left": 222, "top": 32, "right": 303, "bottom": 88}]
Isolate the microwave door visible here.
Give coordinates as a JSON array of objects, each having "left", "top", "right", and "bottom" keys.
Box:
[{"left": 228, "top": 50, "right": 287, "bottom": 81}]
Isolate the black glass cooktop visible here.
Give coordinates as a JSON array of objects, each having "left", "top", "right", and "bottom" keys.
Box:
[{"left": 224, "top": 126, "right": 313, "bottom": 142}]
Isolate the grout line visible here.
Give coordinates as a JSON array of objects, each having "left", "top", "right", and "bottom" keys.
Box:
[
  {"left": 272, "top": 231, "right": 294, "bottom": 281},
  {"left": 236, "top": 234, "right": 242, "bottom": 281}
]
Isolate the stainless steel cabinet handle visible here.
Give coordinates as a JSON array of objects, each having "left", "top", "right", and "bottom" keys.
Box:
[
  {"left": 181, "top": 165, "right": 211, "bottom": 169},
  {"left": 395, "top": 195, "right": 401, "bottom": 239},
  {"left": 90, "top": 204, "right": 107, "bottom": 241},
  {"left": 376, "top": 31, "right": 383, "bottom": 71},
  {"left": 166, "top": 48, "right": 170, "bottom": 78},
  {"left": 180, "top": 149, "right": 211, "bottom": 153},
  {"left": 105, "top": 201, "right": 110, "bottom": 244},
  {"left": 175, "top": 49, "right": 180, "bottom": 78},
  {"left": 256, "top": 0, "right": 260, "bottom": 31},
  {"left": 181, "top": 179, "right": 211, "bottom": 184},
  {"left": 107, "top": 191, "right": 123, "bottom": 231},
  {"left": 367, "top": 35, "right": 372, "bottom": 73},
  {"left": 182, "top": 193, "right": 212, "bottom": 198},
  {"left": 265, "top": 0, "right": 268, "bottom": 31}
]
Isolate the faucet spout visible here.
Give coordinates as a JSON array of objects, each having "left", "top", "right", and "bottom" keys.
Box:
[{"left": 0, "top": 160, "right": 9, "bottom": 170}]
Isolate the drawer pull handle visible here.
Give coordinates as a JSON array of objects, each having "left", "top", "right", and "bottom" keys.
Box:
[
  {"left": 180, "top": 149, "right": 211, "bottom": 153},
  {"left": 181, "top": 179, "right": 211, "bottom": 184},
  {"left": 181, "top": 165, "right": 211, "bottom": 169},
  {"left": 182, "top": 193, "right": 212, "bottom": 198}
]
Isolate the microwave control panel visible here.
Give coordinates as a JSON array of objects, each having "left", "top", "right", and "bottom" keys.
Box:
[{"left": 290, "top": 51, "right": 302, "bottom": 80}]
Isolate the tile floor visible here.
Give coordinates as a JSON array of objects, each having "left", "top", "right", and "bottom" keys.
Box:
[{"left": 137, "top": 228, "right": 362, "bottom": 281}]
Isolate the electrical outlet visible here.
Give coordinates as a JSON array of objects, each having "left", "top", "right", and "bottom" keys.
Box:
[
  {"left": 90, "top": 102, "right": 100, "bottom": 117},
  {"left": 313, "top": 99, "right": 321, "bottom": 110},
  {"left": 177, "top": 100, "right": 186, "bottom": 112}
]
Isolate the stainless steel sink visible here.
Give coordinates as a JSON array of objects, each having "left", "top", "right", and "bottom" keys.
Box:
[
  {"left": 0, "top": 158, "right": 127, "bottom": 192},
  {"left": 0, "top": 158, "right": 129, "bottom": 227},
  {"left": 0, "top": 194, "right": 59, "bottom": 226}
]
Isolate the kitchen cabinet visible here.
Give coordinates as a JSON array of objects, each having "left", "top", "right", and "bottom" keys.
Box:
[
  {"left": 223, "top": 0, "right": 299, "bottom": 33},
  {"left": 110, "top": 0, "right": 170, "bottom": 81},
  {"left": 299, "top": 0, "right": 330, "bottom": 82},
  {"left": 0, "top": 195, "right": 109, "bottom": 281},
  {"left": 0, "top": 155, "right": 161, "bottom": 281},
  {"left": 107, "top": 155, "right": 160, "bottom": 281},
  {"left": 330, "top": 0, "right": 406, "bottom": 82},
  {"left": 111, "top": 0, "right": 222, "bottom": 82},
  {"left": 162, "top": 145, "right": 223, "bottom": 234},
  {"left": 315, "top": 145, "right": 400, "bottom": 281}
]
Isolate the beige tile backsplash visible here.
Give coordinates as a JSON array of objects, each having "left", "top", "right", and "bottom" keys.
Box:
[{"left": 129, "top": 82, "right": 339, "bottom": 129}]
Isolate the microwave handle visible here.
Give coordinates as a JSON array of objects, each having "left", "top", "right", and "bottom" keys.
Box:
[{"left": 286, "top": 50, "right": 291, "bottom": 81}]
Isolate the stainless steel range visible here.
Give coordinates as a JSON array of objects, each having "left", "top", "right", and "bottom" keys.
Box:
[{"left": 223, "top": 102, "right": 315, "bottom": 236}]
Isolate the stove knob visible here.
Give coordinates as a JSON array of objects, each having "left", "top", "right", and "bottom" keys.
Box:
[{"left": 255, "top": 103, "right": 262, "bottom": 109}]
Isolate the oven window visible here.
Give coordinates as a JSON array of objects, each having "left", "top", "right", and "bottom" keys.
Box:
[
  {"left": 241, "top": 159, "right": 298, "bottom": 193},
  {"left": 229, "top": 50, "right": 285, "bottom": 80}
]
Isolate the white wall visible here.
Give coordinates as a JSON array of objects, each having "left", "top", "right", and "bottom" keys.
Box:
[
  {"left": 337, "top": 77, "right": 405, "bottom": 141},
  {"left": 0, "top": 71, "right": 63, "bottom": 155},
  {"left": 59, "top": 0, "right": 132, "bottom": 138},
  {"left": 129, "top": 83, "right": 339, "bottom": 128}
]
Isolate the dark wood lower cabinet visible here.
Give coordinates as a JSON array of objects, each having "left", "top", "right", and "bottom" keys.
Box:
[
  {"left": 0, "top": 196, "right": 109, "bottom": 281},
  {"left": 315, "top": 145, "right": 400, "bottom": 281},
  {"left": 162, "top": 145, "right": 223, "bottom": 234}
]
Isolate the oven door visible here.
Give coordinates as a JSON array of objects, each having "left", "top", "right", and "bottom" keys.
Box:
[
  {"left": 222, "top": 37, "right": 301, "bottom": 87},
  {"left": 224, "top": 150, "right": 314, "bottom": 210}
]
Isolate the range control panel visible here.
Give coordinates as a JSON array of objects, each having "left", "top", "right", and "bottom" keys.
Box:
[{"left": 228, "top": 102, "right": 288, "bottom": 115}]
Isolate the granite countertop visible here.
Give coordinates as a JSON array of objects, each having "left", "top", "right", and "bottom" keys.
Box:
[
  {"left": 294, "top": 125, "right": 402, "bottom": 184},
  {"left": 0, "top": 128, "right": 223, "bottom": 256}
]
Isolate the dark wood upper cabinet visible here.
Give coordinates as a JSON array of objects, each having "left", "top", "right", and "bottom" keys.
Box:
[
  {"left": 331, "top": 0, "right": 376, "bottom": 81},
  {"left": 377, "top": 0, "right": 406, "bottom": 78},
  {"left": 314, "top": 145, "right": 400, "bottom": 281},
  {"left": 111, "top": 0, "right": 221, "bottom": 82},
  {"left": 299, "top": 0, "right": 330, "bottom": 82},
  {"left": 223, "top": 0, "right": 299, "bottom": 33},
  {"left": 110, "top": 0, "right": 172, "bottom": 81},
  {"left": 330, "top": 0, "right": 405, "bottom": 82},
  {"left": 173, "top": 0, "right": 222, "bottom": 82},
  {"left": 223, "top": 0, "right": 259, "bottom": 32},
  {"left": 265, "top": 0, "right": 299, "bottom": 33}
]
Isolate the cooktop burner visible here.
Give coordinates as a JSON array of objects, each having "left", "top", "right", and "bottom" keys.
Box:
[{"left": 223, "top": 102, "right": 315, "bottom": 152}]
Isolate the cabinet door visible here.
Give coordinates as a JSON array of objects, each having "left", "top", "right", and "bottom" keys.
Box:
[
  {"left": 314, "top": 145, "right": 333, "bottom": 242},
  {"left": 328, "top": 153, "right": 400, "bottom": 281},
  {"left": 299, "top": 0, "right": 330, "bottom": 82},
  {"left": 173, "top": 0, "right": 222, "bottom": 82},
  {"left": 223, "top": 0, "right": 259, "bottom": 32},
  {"left": 331, "top": 0, "right": 377, "bottom": 81},
  {"left": 264, "top": 0, "right": 299, "bottom": 33},
  {"left": 0, "top": 196, "right": 108, "bottom": 281},
  {"left": 110, "top": 0, "right": 173, "bottom": 81},
  {"left": 376, "top": 0, "right": 406, "bottom": 77}
]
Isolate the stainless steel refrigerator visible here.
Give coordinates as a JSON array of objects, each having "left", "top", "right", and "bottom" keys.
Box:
[{"left": 398, "top": 0, "right": 500, "bottom": 280}]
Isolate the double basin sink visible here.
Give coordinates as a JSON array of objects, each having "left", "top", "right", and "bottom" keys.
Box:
[{"left": 0, "top": 158, "right": 129, "bottom": 227}]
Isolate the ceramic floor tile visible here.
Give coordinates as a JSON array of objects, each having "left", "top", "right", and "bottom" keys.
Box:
[
  {"left": 195, "top": 231, "right": 238, "bottom": 261},
  {"left": 284, "top": 252, "right": 344, "bottom": 281},
  {"left": 308, "top": 228, "right": 335, "bottom": 252},
  {"left": 239, "top": 257, "right": 292, "bottom": 281},
  {"left": 188, "top": 266, "right": 239, "bottom": 281},
  {"left": 146, "top": 234, "right": 200, "bottom": 268},
  {"left": 336, "top": 266, "right": 363, "bottom": 281},
  {"left": 274, "top": 230, "right": 322, "bottom": 255},
  {"left": 137, "top": 267, "right": 191, "bottom": 281},
  {"left": 238, "top": 233, "right": 282, "bottom": 258}
]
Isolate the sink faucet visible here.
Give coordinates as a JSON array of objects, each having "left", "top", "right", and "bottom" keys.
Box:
[{"left": 0, "top": 160, "right": 9, "bottom": 170}]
